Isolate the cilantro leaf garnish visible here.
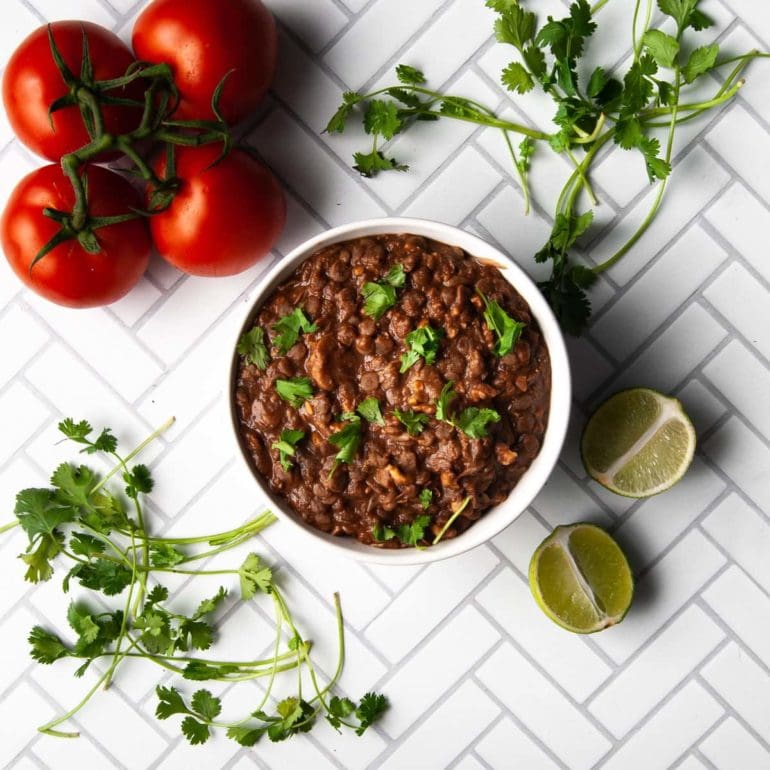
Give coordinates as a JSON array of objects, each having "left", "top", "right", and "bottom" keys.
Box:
[
  {"left": 328, "top": 416, "right": 362, "bottom": 472},
  {"left": 396, "top": 64, "right": 426, "bottom": 85},
  {"left": 357, "top": 398, "right": 385, "bottom": 425},
  {"left": 435, "top": 381, "right": 458, "bottom": 424},
  {"left": 239, "top": 553, "right": 273, "bottom": 600},
  {"left": 502, "top": 61, "right": 535, "bottom": 94},
  {"left": 394, "top": 409, "right": 430, "bottom": 436},
  {"left": 149, "top": 543, "right": 186, "bottom": 567},
  {"left": 419, "top": 489, "right": 433, "bottom": 510},
  {"left": 361, "top": 263, "right": 406, "bottom": 320},
  {"left": 155, "top": 685, "right": 191, "bottom": 721},
  {"left": 682, "top": 43, "right": 719, "bottom": 83},
  {"left": 353, "top": 150, "right": 408, "bottom": 177},
  {"left": 434, "top": 382, "right": 501, "bottom": 438},
  {"left": 355, "top": 692, "right": 389, "bottom": 735},
  {"left": 642, "top": 30, "right": 680, "bottom": 69},
  {"left": 384, "top": 263, "right": 406, "bottom": 287},
  {"left": 325, "top": 91, "right": 363, "bottom": 135},
  {"left": 454, "top": 407, "right": 502, "bottom": 439},
  {"left": 237, "top": 327, "right": 270, "bottom": 370},
  {"left": 29, "top": 626, "right": 69, "bottom": 664},
  {"left": 400, "top": 325, "right": 445, "bottom": 372},
  {"left": 372, "top": 515, "right": 431, "bottom": 548},
  {"left": 275, "top": 377, "right": 314, "bottom": 408},
  {"left": 477, "top": 291, "right": 526, "bottom": 356},
  {"left": 361, "top": 282, "right": 396, "bottom": 320},
  {"left": 14, "top": 488, "right": 73, "bottom": 583},
  {"left": 181, "top": 716, "right": 211, "bottom": 745},
  {"left": 272, "top": 429, "right": 305, "bottom": 471},
  {"left": 272, "top": 308, "right": 318, "bottom": 355},
  {"left": 363, "top": 100, "right": 402, "bottom": 141}
]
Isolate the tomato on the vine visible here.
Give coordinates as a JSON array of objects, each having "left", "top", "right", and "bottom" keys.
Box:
[
  {"left": 1, "top": 165, "right": 151, "bottom": 308},
  {"left": 132, "top": 0, "right": 277, "bottom": 124},
  {"left": 149, "top": 144, "right": 286, "bottom": 277},
  {"left": 2, "top": 21, "right": 141, "bottom": 161}
]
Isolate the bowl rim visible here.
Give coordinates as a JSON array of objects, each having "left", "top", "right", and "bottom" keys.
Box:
[{"left": 227, "top": 217, "right": 571, "bottom": 566}]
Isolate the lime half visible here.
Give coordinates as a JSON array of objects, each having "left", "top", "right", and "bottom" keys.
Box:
[
  {"left": 529, "top": 523, "right": 634, "bottom": 634},
  {"left": 581, "top": 388, "right": 696, "bottom": 498}
]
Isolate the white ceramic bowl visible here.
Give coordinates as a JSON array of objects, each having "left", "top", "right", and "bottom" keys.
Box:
[{"left": 228, "top": 218, "right": 571, "bottom": 565}]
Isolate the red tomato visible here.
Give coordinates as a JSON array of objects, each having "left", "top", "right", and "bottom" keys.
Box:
[
  {"left": 149, "top": 144, "right": 285, "bottom": 277},
  {"left": 2, "top": 22, "right": 141, "bottom": 161},
  {"left": 1, "top": 165, "right": 151, "bottom": 308},
  {"left": 132, "top": 0, "right": 277, "bottom": 124}
]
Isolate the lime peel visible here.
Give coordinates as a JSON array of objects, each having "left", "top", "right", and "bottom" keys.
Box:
[
  {"left": 582, "top": 388, "right": 696, "bottom": 498},
  {"left": 529, "top": 523, "right": 634, "bottom": 634}
]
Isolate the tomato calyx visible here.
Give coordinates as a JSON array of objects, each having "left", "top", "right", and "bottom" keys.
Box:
[{"left": 31, "top": 197, "right": 143, "bottom": 273}]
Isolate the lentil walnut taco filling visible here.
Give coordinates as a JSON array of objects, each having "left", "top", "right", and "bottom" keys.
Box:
[{"left": 234, "top": 233, "right": 551, "bottom": 548}]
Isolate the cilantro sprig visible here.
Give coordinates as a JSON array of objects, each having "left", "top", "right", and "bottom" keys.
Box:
[
  {"left": 477, "top": 290, "right": 526, "bottom": 356},
  {"left": 272, "top": 429, "right": 305, "bottom": 471},
  {"left": 357, "top": 397, "right": 385, "bottom": 425},
  {"left": 1, "top": 418, "right": 388, "bottom": 746},
  {"left": 272, "top": 308, "right": 318, "bottom": 355},
  {"left": 361, "top": 263, "right": 406, "bottom": 320},
  {"left": 435, "top": 382, "right": 501, "bottom": 438},
  {"left": 275, "top": 377, "right": 314, "bottom": 408},
  {"left": 400, "top": 325, "right": 445, "bottom": 372},
  {"left": 237, "top": 327, "right": 270, "bottom": 370},
  {"left": 372, "top": 514, "right": 432, "bottom": 547},
  {"left": 329, "top": 0, "right": 769, "bottom": 333},
  {"left": 328, "top": 414, "right": 363, "bottom": 474},
  {"left": 394, "top": 409, "right": 430, "bottom": 436}
]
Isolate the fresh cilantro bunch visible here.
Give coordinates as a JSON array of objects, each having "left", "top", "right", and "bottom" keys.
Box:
[
  {"left": 328, "top": 0, "right": 768, "bottom": 333},
  {"left": 1, "top": 418, "right": 388, "bottom": 745}
]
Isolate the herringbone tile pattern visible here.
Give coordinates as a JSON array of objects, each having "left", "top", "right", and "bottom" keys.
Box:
[{"left": 1, "top": 0, "right": 769, "bottom": 767}]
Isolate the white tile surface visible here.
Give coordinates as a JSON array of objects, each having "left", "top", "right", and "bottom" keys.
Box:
[
  {"left": 702, "top": 643, "right": 770, "bottom": 743},
  {"left": 477, "top": 568, "right": 612, "bottom": 702},
  {"left": 476, "top": 717, "right": 560, "bottom": 770},
  {"left": 593, "top": 530, "right": 726, "bottom": 664},
  {"left": 588, "top": 606, "right": 724, "bottom": 738},
  {"left": 0, "top": 0, "right": 769, "bottom": 767},
  {"left": 477, "top": 644, "right": 612, "bottom": 770},
  {"left": 598, "top": 682, "right": 723, "bottom": 770},
  {"left": 700, "top": 717, "right": 770, "bottom": 770}
]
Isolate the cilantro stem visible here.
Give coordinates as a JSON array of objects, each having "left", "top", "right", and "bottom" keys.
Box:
[
  {"left": 124, "top": 649, "right": 299, "bottom": 668},
  {"left": 104, "top": 531, "right": 139, "bottom": 688},
  {"left": 503, "top": 130, "right": 531, "bottom": 214},
  {"left": 123, "top": 512, "right": 276, "bottom": 547},
  {"left": 0, "top": 520, "right": 20, "bottom": 535},
  {"left": 38, "top": 668, "right": 112, "bottom": 737},
  {"left": 556, "top": 130, "right": 613, "bottom": 216},
  {"left": 249, "top": 593, "right": 284, "bottom": 718},
  {"left": 566, "top": 149, "right": 598, "bottom": 206},
  {"left": 642, "top": 80, "right": 745, "bottom": 119},
  {"left": 146, "top": 567, "right": 238, "bottom": 576},
  {"left": 632, "top": 0, "right": 653, "bottom": 60},
  {"left": 714, "top": 51, "right": 770, "bottom": 68},
  {"left": 594, "top": 68, "right": 681, "bottom": 275},
  {"left": 433, "top": 497, "right": 472, "bottom": 545},
  {"left": 409, "top": 108, "right": 550, "bottom": 140},
  {"left": 91, "top": 417, "right": 175, "bottom": 495}
]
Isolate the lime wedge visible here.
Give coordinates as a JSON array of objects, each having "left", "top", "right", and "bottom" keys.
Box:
[
  {"left": 529, "top": 523, "right": 634, "bottom": 634},
  {"left": 581, "top": 387, "right": 696, "bottom": 498}
]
